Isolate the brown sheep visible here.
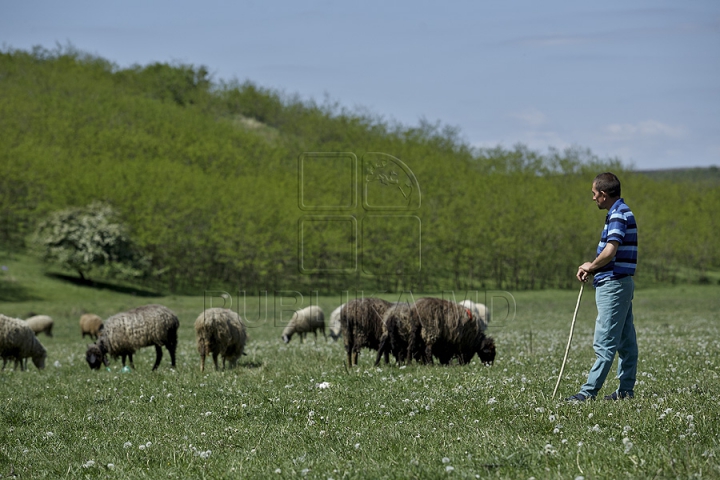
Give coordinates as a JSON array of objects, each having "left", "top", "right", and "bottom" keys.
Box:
[
  {"left": 1, "top": 314, "right": 47, "bottom": 371},
  {"left": 195, "top": 308, "right": 248, "bottom": 372},
  {"left": 340, "top": 297, "right": 394, "bottom": 366},
  {"left": 85, "top": 304, "right": 179, "bottom": 371},
  {"left": 79, "top": 313, "right": 104, "bottom": 340}
]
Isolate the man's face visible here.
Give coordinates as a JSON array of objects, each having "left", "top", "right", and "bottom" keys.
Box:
[{"left": 591, "top": 183, "right": 608, "bottom": 210}]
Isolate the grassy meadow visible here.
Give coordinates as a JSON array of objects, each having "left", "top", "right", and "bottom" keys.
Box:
[{"left": 1, "top": 255, "right": 719, "bottom": 479}]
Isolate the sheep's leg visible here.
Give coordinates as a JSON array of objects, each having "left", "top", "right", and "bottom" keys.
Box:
[
  {"left": 169, "top": 346, "right": 176, "bottom": 368},
  {"left": 129, "top": 354, "right": 135, "bottom": 370},
  {"left": 200, "top": 354, "right": 206, "bottom": 373},
  {"left": 346, "top": 349, "right": 353, "bottom": 369},
  {"left": 352, "top": 350, "right": 359, "bottom": 366},
  {"left": 121, "top": 354, "right": 127, "bottom": 366},
  {"left": 212, "top": 352, "right": 220, "bottom": 371},
  {"left": 374, "top": 337, "right": 388, "bottom": 367},
  {"left": 152, "top": 345, "right": 162, "bottom": 371}
]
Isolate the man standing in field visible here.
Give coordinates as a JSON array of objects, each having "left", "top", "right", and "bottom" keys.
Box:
[{"left": 567, "top": 172, "right": 638, "bottom": 402}]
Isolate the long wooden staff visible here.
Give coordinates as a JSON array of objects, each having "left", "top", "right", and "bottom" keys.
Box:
[{"left": 552, "top": 283, "right": 585, "bottom": 399}]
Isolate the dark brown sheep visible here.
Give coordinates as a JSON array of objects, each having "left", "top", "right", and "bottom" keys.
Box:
[
  {"left": 414, "top": 297, "right": 478, "bottom": 365},
  {"left": 340, "top": 297, "right": 394, "bottom": 366},
  {"left": 375, "top": 302, "right": 424, "bottom": 366}
]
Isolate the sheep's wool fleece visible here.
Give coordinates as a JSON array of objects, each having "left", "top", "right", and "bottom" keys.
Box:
[
  {"left": 195, "top": 308, "right": 247, "bottom": 354},
  {"left": 25, "top": 315, "right": 53, "bottom": 333},
  {"left": 103, "top": 305, "right": 179, "bottom": 352},
  {"left": 80, "top": 313, "right": 103, "bottom": 332},
  {"left": 284, "top": 305, "right": 324, "bottom": 335},
  {"left": 0, "top": 314, "right": 44, "bottom": 357}
]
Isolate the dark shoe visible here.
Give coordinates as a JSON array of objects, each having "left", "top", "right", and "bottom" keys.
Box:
[
  {"left": 565, "top": 393, "right": 590, "bottom": 402},
  {"left": 603, "top": 391, "right": 634, "bottom": 401}
]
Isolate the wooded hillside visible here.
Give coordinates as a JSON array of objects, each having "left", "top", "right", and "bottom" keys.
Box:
[{"left": 1, "top": 46, "right": 718, "bottom": 293}]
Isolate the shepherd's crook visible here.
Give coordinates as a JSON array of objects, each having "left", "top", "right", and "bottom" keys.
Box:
[{"left": 552, "top": 283, "right": 585, "bottom": 399}]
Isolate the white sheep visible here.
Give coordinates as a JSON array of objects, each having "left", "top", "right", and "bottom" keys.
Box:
[
  {"left": 459, "top": 300, "right": 490, "bottom": 332},
  {"left": 282, "top": 305, "right": 325, "bottom": 343},
  {"left": 195, "top": 308, "right": 248, "bottom": 372},
  {"left": 25, "top": 315, "right": 54, "bottom": 337},
  {"left": 329, "top": 304, "right": 345, "bottom": 341},
  {"left": 0, "top": 314, "right": 47, "bottom": 371}
]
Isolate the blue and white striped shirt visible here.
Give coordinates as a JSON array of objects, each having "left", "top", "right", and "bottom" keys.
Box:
[{"left": 593, "top": 198, "right": 638, "bottom": 287}]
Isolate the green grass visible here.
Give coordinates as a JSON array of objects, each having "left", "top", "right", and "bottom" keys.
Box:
[{"left": 1, "top": 255, "right": 719, "bottom": 478}]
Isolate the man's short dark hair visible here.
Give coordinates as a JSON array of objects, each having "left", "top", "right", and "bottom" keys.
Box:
[{"left": 594, "top": 172, "right": 621, "bottom": 198}]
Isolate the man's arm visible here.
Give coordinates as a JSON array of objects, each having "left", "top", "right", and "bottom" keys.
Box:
[{"left": 576, "top": 241, "right": 619, "bottom": 282}]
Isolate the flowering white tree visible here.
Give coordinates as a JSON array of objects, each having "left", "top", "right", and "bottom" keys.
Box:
[{"left": 33, "top": 202, "right": 149, "bottom": 281}]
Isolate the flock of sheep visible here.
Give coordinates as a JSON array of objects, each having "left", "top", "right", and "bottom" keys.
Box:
[{"left": 0, "top": 296, "right": 495, "bottom": 372}]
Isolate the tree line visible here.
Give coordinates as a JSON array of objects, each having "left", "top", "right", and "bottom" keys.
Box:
[{"left": 1, "top": 45, "right": 718, "bottom": 293}]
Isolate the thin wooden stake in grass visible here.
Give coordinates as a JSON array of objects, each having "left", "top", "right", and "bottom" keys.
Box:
[{"left": 552, "top": 283, "right": 584, "bottom": 399}]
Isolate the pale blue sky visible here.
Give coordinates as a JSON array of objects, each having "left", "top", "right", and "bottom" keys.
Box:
[{"left": 2, "top": 1, "right": 719, "bottom": 169}]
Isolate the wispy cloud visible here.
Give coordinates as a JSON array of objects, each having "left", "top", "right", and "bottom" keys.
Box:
[
  {"left": 604, "top": 120, "right": 687, "bottom": 140},
  {"left": 509, "top": 108, "right": 548, "bottom": 127},
  {"left": 504, "top": 19, "right": 720, "bottom": 48}
]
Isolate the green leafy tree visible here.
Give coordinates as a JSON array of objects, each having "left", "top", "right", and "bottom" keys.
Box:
[{"left": 33, "top": 202, "right": 149, "bottom": 281}]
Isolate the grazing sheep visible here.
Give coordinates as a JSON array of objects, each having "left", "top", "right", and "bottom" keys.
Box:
[
  {"left": 477, "top": 335, "right": 497, "bottom": 365},
  {"left": 341, "top": 297, "right": 394, "bottom": 366},
  {"left": 414, "top": 297, "right": 479, "bottom": 365},
  {"left": 79, "top": 313, "right": 104, "bottom": 340},
  {"left": 0, "top": 314, "right": 47, "bottom": 371},
  {"left": 459, "top": 300, "right": 490, "bottom": 332},
  {"left": 375, "top": 302, "right": 424, "bottom": 366},
  {"left": 195, "top": 308, "right": 248, "bottom": 372},
  {"left": 282, "top": 305, "right": 325, "bottom": 343},
  {"left": 329, "top": 304, "right": 345, "bottom": 341},
  {"left": 85, "top": 304, "right": 179, "bottom": 371},
  {"left": 25, "top": 315, "right": 54, "bottom": 337}
]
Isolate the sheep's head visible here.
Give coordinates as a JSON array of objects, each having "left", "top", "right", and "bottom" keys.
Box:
[
  {"left": 86, "top": 341, "right": 108, "bottom": 370},
  {"left": 31, "top": 338, "right": 47, "bottom": 370},
  {"left": 282, "top": 325, "right": 294, "bottom": 343},
  {"left": 478, "top": 336, "right": 496, "bottom": 366}
]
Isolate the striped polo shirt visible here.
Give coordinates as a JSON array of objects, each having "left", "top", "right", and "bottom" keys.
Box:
[{"left": 593, "top": 198, "right": 638, "bottom": 287}]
